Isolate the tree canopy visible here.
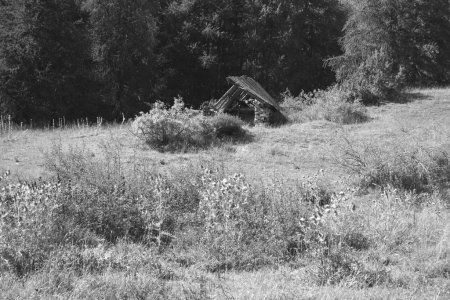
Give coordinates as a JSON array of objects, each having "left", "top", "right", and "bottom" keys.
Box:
[
  {"left": 1, "top": 0, "right": 449, "bottom": 121},
  {"left": 328, "top": 0, "right": 450, "bottom": 102}
]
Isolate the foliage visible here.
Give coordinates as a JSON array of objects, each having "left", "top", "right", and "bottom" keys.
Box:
[
  {"left": 0, "top": 176, "right": 70, "bottom": 276},
  {"left": 0, "top": 0, "right": 97, "bottom": 121},
  {"left": 132, "top": 99, "right": 249, "bottom": 152},
  {"left": 132, "top": 98, "right": 216, "bottom": 152},
  {"left": 0, "top": 172, "right": 154, "bottom": 277},
  {"left": 0, "top": 0, "right": 347, "bottom": 120},
  {"left": 328, "top": 0, "right": 450, "bottom": 103},
  {"left": 85, "top": 0, "right": 160, "bottom": 117},
  {"left": 2, "top": 0, "right": 450, "bottom": 122},
  {"left": 209, "top": 113, "right": 246, "bottom": 139},
  {"left": 283, "top": 87, "right": 369, "bottom": 124},
  {"left": 199, "top": 170, "right": 254, "bottom": 270},
  {"left": 0, "top": 142, "right": 204, "bottom": 277},
  {"left": 158, "top": 0, "right": 346, "bottom": 105}
]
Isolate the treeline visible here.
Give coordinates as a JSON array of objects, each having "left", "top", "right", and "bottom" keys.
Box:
[{"left": 1, "top": 0, "right": 449, "bottom": 121}]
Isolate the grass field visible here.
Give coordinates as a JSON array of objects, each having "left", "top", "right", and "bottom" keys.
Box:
[{"left": 0, "top": 88, "right": 449, "bottom": 299}]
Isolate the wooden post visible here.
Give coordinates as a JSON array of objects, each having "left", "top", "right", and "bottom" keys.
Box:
[{"left": 8, "top": 115, "right": 11, "bottom": 138}]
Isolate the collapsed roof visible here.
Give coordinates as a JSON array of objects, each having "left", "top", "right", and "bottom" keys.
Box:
[{"left": 212, "top": 76, "right": 283, "bottom": 112}]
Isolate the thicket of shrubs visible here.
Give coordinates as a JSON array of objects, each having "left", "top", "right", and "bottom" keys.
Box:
[
  {"left": 282, "top": 87, "right": 369, "bottom": 125},
  {"left": 132, "top": 98, "right": 248, "bottom": 152}
]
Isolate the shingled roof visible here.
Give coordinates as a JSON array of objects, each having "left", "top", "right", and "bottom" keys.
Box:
[{"left": 212, "top": 76, "right": 282, "bottom": 112}]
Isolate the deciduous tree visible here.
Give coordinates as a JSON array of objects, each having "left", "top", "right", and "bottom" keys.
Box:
[{"left": 329, "top": 0, "right": 450, "bottom": 103}]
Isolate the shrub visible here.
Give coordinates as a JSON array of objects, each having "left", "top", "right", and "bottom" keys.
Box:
[
  {"left": 132, "top": 98, "right": 215, "bottom": 152},
  {"left": 280, "top": 89, "right": 316, "bottom": 112},
  {"left": 209, "top": 113, "right": 246, "bottom": 139},
  {"left": 330, "top": 48, "right": 405, "bottom": 105},
  {"left": 283, "top": 87, "right": 369, "bottom": 125}
]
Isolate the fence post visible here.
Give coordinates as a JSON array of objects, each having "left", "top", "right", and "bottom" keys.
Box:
[{"left": 8, "top": 115, "right": 11, "bottom": 139}]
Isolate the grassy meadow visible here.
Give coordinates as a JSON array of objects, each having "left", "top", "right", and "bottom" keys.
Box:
[{"left": 0, "top": 88, "right": 449, "bottom": 299}]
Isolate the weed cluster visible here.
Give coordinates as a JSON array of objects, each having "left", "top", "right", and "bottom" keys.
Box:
[{"left": 336, "top": 136, "right": 450, "bottom": 193}]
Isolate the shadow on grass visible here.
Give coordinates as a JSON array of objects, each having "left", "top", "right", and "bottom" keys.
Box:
[
  {"left": 367, "top": 89, "right": 431, "bottom": 107},
  {"left": 402, "top": 91, "right": 431, "bottom": 102},
  {"left": 144, "top": 130, "right": 256, "bottom": 154},
  {"left": 216, "top": 129, "right": 256, "bottom": 147},
  {"left": 376, "top": 91, "right": 430, "bottom": 106}
]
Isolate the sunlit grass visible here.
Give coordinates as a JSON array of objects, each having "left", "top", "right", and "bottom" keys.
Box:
[{"left": 1, "top": 87, "right": 450, "bottom": 299}]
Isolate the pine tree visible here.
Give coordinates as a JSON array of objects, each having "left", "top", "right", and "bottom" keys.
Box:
[{"left": 87, "top": 0, "right": 159, "bottom": 117}]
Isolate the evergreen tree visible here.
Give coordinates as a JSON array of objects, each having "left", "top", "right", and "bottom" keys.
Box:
[
  {"left": 86, "top": 0, "right": 160, "bottom": 117},
  {"left": 329, "top": 0, "right": 450, "bottom": 103},
  {"left": 0, "top": 0, "right": 95, "bottom": 120},
  {"left": 157, "top": 0, "right": 345, "bottom": 106}
]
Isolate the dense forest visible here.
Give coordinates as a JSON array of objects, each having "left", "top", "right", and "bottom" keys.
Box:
[{"left": 1, "top": 0, "right": 450, "bottom": 121}]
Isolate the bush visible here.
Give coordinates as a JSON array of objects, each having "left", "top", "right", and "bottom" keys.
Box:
[
  {"left": 331, "top": 48, "right": 405, "bottom": 105},
  {"left": 209, "top": 113, "right": 246, "bottom": 139},
  {"left": 283, "top": 87, "right": 369, "bottom": 125},
  {"left": 132, "top": 98, "right": 215, "bottom": 152},
  {"left": 132, "top": 100, "right": 249, "bottom": 152}
]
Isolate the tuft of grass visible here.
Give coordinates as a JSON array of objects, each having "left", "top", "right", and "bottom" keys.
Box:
[{"left": 335, "top": 135, "right": 450, "bottom": 192}]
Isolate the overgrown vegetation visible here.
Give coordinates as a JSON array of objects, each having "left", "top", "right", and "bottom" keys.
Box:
[
  {"left": 335, "top": 136, "right": 450, "bottom": 193},
  {"left": 1, "top": 0, "right": 450, "bottom": 297},
  {"left": 132, "top": 98, "right": 248, "bottom": 152},
  {"left": 1, "top": 122, "right": 449, "bottom": 297},
  {"left": 209, "top": 113, "right": 246, "bottom": 140},
  {"left": 282, "top": 87, "right": 369, "bottom": 124},
  {"left": 329, "top": 0, "right": 450, "bottom": 104}
]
